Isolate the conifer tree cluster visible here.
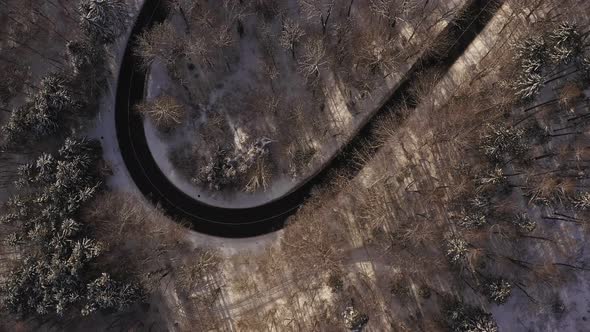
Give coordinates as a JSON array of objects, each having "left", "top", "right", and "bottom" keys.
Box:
[
  {"left": 1, "top": 0, "right": 128, "bottom": 147},
  {"left": 512, "top": 22, "right": 587, "bottom": 101},
  {"left": 0, "top": 137, "right": 142, "bottom": 318},
  {"left": 445, "top": 299, "right": 498, "bottom": 332}
]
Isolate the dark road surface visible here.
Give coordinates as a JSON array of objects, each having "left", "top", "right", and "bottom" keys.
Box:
[{"left": 115, "top": 0, "right": 502, "bottom": 237}]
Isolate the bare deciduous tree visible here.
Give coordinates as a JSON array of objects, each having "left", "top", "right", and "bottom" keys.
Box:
[
  {"left": 298, "top": 38, "right": 328, "bottom": 84},
  {"left": 279, "top": 19, "right": 305, "bottom": 58},
  {"left": 369, "top": 0, "right": 419, "bottom": 26},
  {"left": 244, "top": 157, "right": 272, "bottom": 192},
  {"left": 136, "top": 95, "right": 186, "bottom": 130},
  {"left": 176, "top": 247, "right": 222, "bottom": 294},
  {"left": 135, "top": 22, "right": 183, "bottom": 67},
  {"left": 184, "top": 34, "right": 214, "bottom": 68},
  {"left": 298, "top": 0, "right": 335, "bottom": 34}
]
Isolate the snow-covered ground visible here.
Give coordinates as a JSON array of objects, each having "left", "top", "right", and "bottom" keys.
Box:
[
  {"left": 144, "top": 60, "right": 298, "bottom": 208},
  {"left": 79, "top": 1, "right": 590, "bottom": 330},
  {"left": 190, "top": 1, "right": 531, "bottom": 325},
  {"left": 142, "top": 0, "right": 466, "bottom": 208},
  {"left": 345, "top": 3, "right": 590, "bottom": 330},
  {"left": 87, "top": 0, "right": 282, "bottom": 250},
  {"left": 144, "top": 116, "right": 297, "bottom": 208},
  {"left": 88, "top": 0, "right": 144, "bottom": 193}
]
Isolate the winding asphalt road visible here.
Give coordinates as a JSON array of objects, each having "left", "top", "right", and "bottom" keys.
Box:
[{"left": 115, "top": 0, "right": 502, "bottom": 237}]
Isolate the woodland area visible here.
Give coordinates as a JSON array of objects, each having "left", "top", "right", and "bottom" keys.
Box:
[
  {"left": 136, "top": 0, "right": 462, "bottom": 195},
  {"left": 0, "top": 0, "right": 590, "bottom": 331},
  {"left": 0, "top": 0, "right": 141, "bottom": 325}
]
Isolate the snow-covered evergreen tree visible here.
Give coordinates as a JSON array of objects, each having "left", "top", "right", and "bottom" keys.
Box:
[
  {"left": 511, "top": 22, "right": 587, "bottom": 101},
  {"left": 66, "top": 39, "right": 104, "bottom": 74},
  {"left": 513, "top": 72, "right": 545, "bottom": 101},
  {"left": 511, "top": 36, "right": 549, "bottom": 101},
  {"left": 484, "top": 279, "right": 512, "bottom": 304},
  {"left": 342, "top": 305, "right": 369, "bottom": 331},
  {"left": 476, "top": 167, "right": 506, "bottom": 186},
  {"left": 445, "top": 237, "right": 469, "bottom": 265},
  {"left": 0, "top": 137, "right": 141, "bottom": 319},
  {"left": 456, "top": 210, "right": 487, "bottom": 229},
  {"left": 445, "top": 299, "right": 498, "bottom": 332},
  {"left": 512, "top": 213, "right": 536, "bottom": 233},
  {"left": 479, "top": 124, "right": 528, "bottom": 162},
  {"left": 513, "top": 36, "right": 547, "bottom": 76},
  {"left": 548, "top": 22, "right": 583, "bottom": 65},
  {"left": 2, "top": 72, "right": 83, "bottom": 146},
  {"left": 35, "top": 72, "right": 81, "bottom": 115},
  {"left": 16, "top": 153, "right": 56, "bottom": 187},
  {"left": 79, "top": 0, "right": 129, "bottom": 44},
  {"left": 66, "top": 38, "right": 109, "bottom": 97},
  {"left": 195, "top": 137, "right": 273, "bottom": 190},
  {"left": 450, "top": 193, "right": 491, "bottom": 229},
  {"left": 82, "top": 273, "right": 143, "bottom": 316}
]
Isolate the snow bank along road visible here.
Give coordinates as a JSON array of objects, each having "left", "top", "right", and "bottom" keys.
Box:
[{"left": 115, "top": 0, "right": 503, "bottom": 237}]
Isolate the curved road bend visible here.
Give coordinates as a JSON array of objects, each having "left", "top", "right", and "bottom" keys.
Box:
[{"left": 116, "top": 0, "right": 503, "bottom": 237}]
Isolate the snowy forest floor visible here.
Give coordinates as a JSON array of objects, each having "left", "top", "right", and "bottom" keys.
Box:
[
  {"left": 4, "top": 0, "right": 590, "bottom": 331},
  {"left": 140, "top": 0, "right": 465, "bottom": 207},
  {"left": 81, "top": 1, "right": 590, "bottom": 331}
]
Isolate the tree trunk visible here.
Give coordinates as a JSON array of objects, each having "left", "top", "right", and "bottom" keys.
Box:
[{"left": 347, "top": 0, "right": 354, "bottom": 17}]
